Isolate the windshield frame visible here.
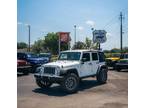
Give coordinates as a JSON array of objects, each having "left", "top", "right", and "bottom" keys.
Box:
[
  {"left": 27, "top": 53, "right": 38, "bottom": 58},
  {"left": 58, "top": 52, "right": 81, "bottom": 61}
]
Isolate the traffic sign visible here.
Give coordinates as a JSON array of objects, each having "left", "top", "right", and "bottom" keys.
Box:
[{"left": 93, "top": 30, "right": 107, "bottom": 43}]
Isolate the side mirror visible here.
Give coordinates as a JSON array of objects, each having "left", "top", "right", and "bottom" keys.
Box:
[{"left": 81, "top": 58, "right": 87, "bottom": 62}]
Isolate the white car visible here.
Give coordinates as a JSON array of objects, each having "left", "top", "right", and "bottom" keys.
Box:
[{"left": 34, "top": 50, "right": 108, "bottom": 93}]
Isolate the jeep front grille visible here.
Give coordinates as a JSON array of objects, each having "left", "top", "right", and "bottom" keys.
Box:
[{"left": 44, "top": 67, "right": 55, "bottom": 75}]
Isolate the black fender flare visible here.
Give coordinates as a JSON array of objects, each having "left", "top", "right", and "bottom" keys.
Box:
[
  {"left": 96, "top": 65, "right": 108, "bottom": 75},
  {"left": 60, "top": 68, "right": 79, "bottom": 77}
]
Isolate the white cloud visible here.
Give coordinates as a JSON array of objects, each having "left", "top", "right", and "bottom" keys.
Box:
[
  {"left": 77, "top": 26, "right": 84, "bottom": 31},
  {"left": 17, "top": 22, "right": 30, "bottom": 26},
  {"left": 86, "top": 20, "right": 95, "bottom": 26},
  {"left": 24, "top": 23, "right": 30, "bottom": 26},
  {"left": 17, "top": 22, "right": 22, "bottom": 25},
  {"left": 106, "top": 32, "right": 112, "bottom": 36}
]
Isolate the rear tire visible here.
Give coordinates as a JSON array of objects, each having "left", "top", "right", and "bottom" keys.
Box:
[
  {"left": 115, "top": 66, "right": 121, "bottom": 71},
  {"left": 62, "top": 73, "right": 79, "bottom": 93},
  {"left": 36, "top": 79, "right": 52, "bottom": 88},
  {"left": 116, "top": 68, "right": 121, "bottom": 72},
  {"left": 23, "top": 71, "right": 29, "bottom": 75},
  {"left": 97, "top": 68, "right": 107, "bottom": 83}
]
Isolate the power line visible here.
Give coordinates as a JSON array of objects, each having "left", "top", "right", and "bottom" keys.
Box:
[
  {"left": 104, "top": 21, "right": 119, "bottom": 32},
  {"left": 102, "top": 8, "right": 128, "bottom": 30},
  {"left": 103, "top": 15, "right": 118, "bottom": 29}
]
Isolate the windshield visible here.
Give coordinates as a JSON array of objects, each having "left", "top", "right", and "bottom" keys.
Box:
[
  {"left": 27, "top": 54, "right": 38, "bottom": 58},
  {"left": 111, "top": 54, "right": 120, "bottom": 57},
  {"left": 120, "top": 54, "right": 128, "bottom": 59},
  {"left": 59, "top": 52, "right": 81, "bottom": 61}
]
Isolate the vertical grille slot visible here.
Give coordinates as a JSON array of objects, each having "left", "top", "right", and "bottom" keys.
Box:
[{"left": 44, "top": 67, "right": 55, "bottom": 74}]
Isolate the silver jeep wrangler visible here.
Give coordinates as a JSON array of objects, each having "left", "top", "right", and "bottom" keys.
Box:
[{"left": 34, "top": 50, "right": 108, "bottom": 93}]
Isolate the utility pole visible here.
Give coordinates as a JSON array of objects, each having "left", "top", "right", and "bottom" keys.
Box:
[
  {"left": 74, "top": 25, "right": 76, "bottom": 44},
  {"left": 58, "top": 33, "right": 60, "bottom": 55},
  {"left": 120, "top": 12, "right": 123, "bottom": 54},
  {"left": 28, "top": 25, "right": 31, "bottom": 52}
]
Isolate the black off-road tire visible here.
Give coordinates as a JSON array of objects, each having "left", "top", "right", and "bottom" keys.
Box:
[
  {"left": 62, "top": 73, "right": 79, "bottom": 93},
  {"left": 116, "top": 68, "right": 121, "bottom": 72},
  {"left": 115, "top": 65, "right": 121, "bottom": 72},
  {"left": 23, "top": 71, "right": 29, "bottom": 75},
  {"left": 97, "top": 68, "right": 107, "bottom": 84},
  {"left": 36, "top": 79, "right": 52, "bottom": 89}
]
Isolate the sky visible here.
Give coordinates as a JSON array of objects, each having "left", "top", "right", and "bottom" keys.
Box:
[{"left": 17, "top": 0, "right": 128, "bottom": 50}]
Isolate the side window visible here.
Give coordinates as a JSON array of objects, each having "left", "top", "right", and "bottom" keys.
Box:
[
  {"left": 98, "top": 52, "right": 105, "bottom": 62},
  {"left": 92, "top": 53, "right": 98, "bottom": 60},
  {"left": 17, "top": 53, "right": 23, "bottom": 59},
  {"left": 17, "top": 53, "right": 26, "bottom": 60},
  {"left": 82, "top": 53, "right": 90, "bottom": 62}
]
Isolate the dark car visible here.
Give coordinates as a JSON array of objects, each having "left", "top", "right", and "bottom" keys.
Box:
[
  {"left": 105, "top": 53, "right": 121, "bottom": 69},
  {"left": 17, "top": 52, "right": 48, "bottom": 72},
  {"left": 17, "top": 59, "right": 31, "bottom": 75},
  {"left": 38, "top": 53, "right": 51, "bottom": 62},
  {"left": 115, "top": 53, "right": 128, "bottom": 71}
]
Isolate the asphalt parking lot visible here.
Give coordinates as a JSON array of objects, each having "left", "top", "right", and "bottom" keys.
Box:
[{"left": 17, "top": 70, "right": 128, "bottom": 108}]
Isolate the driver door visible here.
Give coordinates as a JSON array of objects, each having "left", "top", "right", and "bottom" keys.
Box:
[{"left": 80, "top": 52, "right": 92, "bottom": 77}]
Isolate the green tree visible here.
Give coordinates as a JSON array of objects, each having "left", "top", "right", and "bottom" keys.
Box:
[
  {"left": 84, "top": 37, "right": 99, "bottom": 50},
  {"left": 91, "top": 43, "right": 99, "bottom": 50},
  {"left": 44, "top": 33, "right": 68, "bottom": 55},
  {"left": 85, "top": 37, "right": 92, "bottom": 49},
  {"left": 31, "top": 39, "right": 45, "bottom": 53},
  {"left": 122, "top": 47, "right": 128, "bottom": 53},
  {"left": 17, "top": 42, "right": 28, "bottom": 49},
  {"left": 72, "top": 41, "right": 86, "bottom": 49},
  {"left": 111, "top": 48, "right": 121, "bottom": 53}
]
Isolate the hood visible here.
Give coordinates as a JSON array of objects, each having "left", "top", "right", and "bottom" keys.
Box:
[
  {"left": 27, "top": 57, "right": 46, "bottom": 61},
  {"left": 27, "top": 57, "right": 48, "bottom": 64},
  {"left": 43, "top": 60, "right": 80, "bottom": 68}
]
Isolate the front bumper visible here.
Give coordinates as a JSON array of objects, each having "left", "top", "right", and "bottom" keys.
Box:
[
  {"left": 106, "top": 60, "right": 117, "bottom": 67},
  {"left": 115, "top": 63, "right": 128, "bottom": 69},
  {"left": 34, "top": 73, "right": 64, "bottom": 83},
  {"left": 17, "top": 65, "right": 31, "bottom": 73}
]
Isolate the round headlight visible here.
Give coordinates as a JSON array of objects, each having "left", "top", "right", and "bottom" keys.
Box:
[
  {"left": 55, "top": 67, "right": 60, "bottom": 75},
  {"left": 36, "top": 66, "right": 43, "bottom": 73}
]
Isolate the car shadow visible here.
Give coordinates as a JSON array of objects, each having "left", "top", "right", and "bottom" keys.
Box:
[
  {"left": 32, "top": 80, "right": 104, "bottom": 97},
  {"left": 115, "top": 69, "right": 128, "bottom": 73},
  {"left": 17, "top": 73, "right": 29, "bottom": 77}
]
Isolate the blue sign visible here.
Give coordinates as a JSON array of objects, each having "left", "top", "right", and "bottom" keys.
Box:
[{"left": 93, "top": 30, "right": 107, "bottom": 43}]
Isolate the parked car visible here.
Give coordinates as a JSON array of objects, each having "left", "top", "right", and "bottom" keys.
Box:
[
  {"left": 34, "top": 50, "right": 108, "bottom": 93},
  {"left": 38, "top": 53, "right": 51, "bottom": 62},
  {"left": 17, "top": 52, "right": 48, "bottom": 72},
  {"left": 105, "top": 53, "right": 121, "bottom": 69},
  {"left": 115, "top": 53, "right": 128, "bottom": 71},
  {"left": 17, "top": 59, "right": 31, "bottom": 75}
]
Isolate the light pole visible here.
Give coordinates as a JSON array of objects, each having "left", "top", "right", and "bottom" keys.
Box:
[
  {"left": 74, "top": 25, "right": 76, "bottom": 44},
  {"left": 91, "top": 28, "right": 94, "bottom": 40},
  {"left": 120, "top": 12, "right": 123, "bottom": 54},
  {"left": 27, "top": 25, "right": 31, "bottom": 52}
]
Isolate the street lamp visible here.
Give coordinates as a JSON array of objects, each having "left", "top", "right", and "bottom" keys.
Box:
[
  {"left": 25, "top": 24, "right": 31, "bottom": 52},
  {"left": 74, "top": 25, "right": 76, "bottom": 44},
  {"left": 27, "top": 25, "right": 31, "bottom": 52},
  {"left": 91, "top": 28, "right": 100, "bottom": 50},
  {"left": 18, "top": 23, "right": 31, "bottom": 52}
]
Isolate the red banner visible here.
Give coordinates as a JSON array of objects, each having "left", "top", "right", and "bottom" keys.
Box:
[{"left": 58, "top": 32, "right": 71, "bottom": 43}]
